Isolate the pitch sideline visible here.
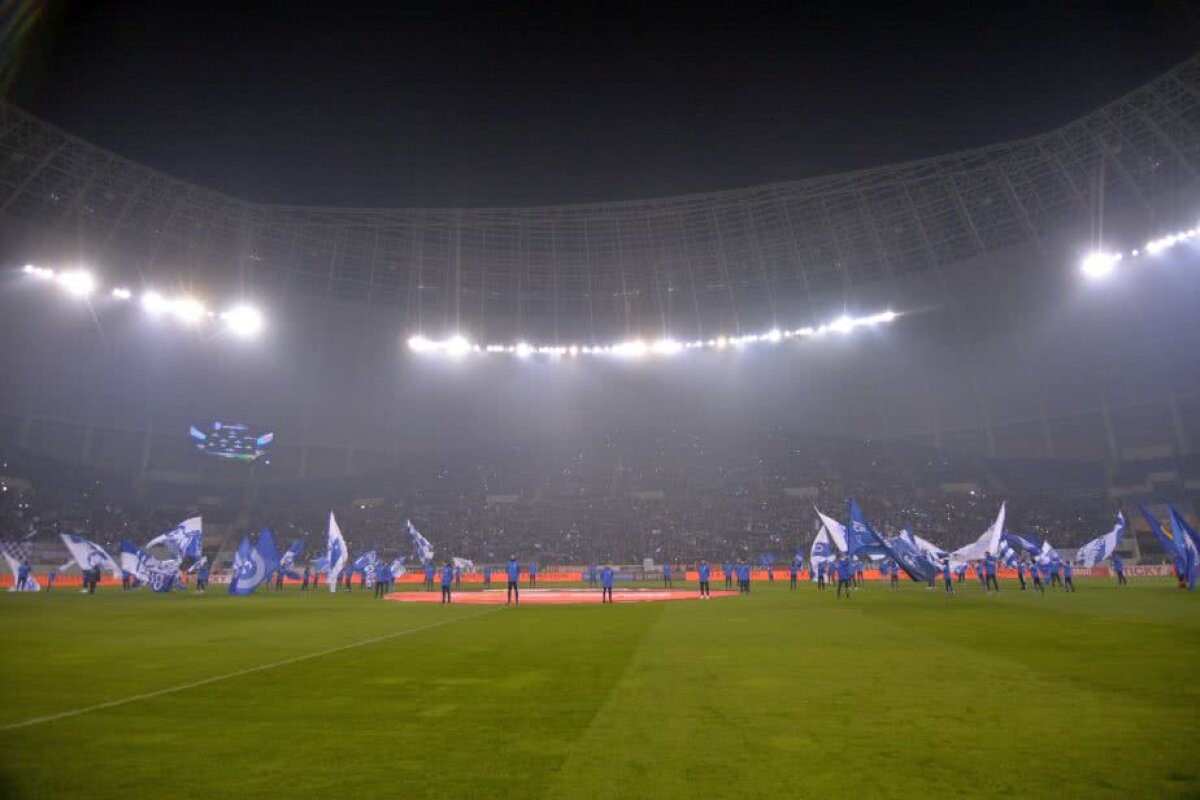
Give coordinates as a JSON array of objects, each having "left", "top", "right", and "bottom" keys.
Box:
[{"left": 0, "top": 606, "right": 502, "bottom": 731}]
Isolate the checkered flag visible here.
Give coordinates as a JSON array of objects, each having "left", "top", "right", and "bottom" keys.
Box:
[{"left": 0, "top": 539, "right": 32, "bottom": 563}]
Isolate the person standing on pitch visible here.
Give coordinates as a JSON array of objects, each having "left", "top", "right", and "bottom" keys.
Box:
[
  {"left": 723, "top": 561, "right": 734, "bottom": 590},
  {"left": 301, "top": 565, "right": 310, "bottom": 592},
  {"left": 816, "top": 560, "right": 826, "bottom": 591},
  {"left": 942, "top": 559, "right": 954, "bottom": 595},
  {"left": 528, "top": 561, "right": 538, "bottom": 588},
  {"left": 46, "top": 567, "right": 56, "bottom": 592},
  {"left": 1030, "top": 562, "right": 1045, "bottom": 595},
  {"left": 423, "top": 561, "right": 435, "bottom": 591},
  {"left": 789, "top": 560, "right": 799, "bottom": 590},
  {"left": 1015, "top": 560, "right": 1026, "bottom": 590},
  {"left": 454, "top": 565, "right": 462, "bottom": 589},
  {"left": 440, "top": 560, "right": 454, "bottom": 603},
  {"left": 889, "top": 560, "right": 900, "bottom": 590},
  {"left": 506, "top": 555, "right": 521, "bottom": 605},
  {"left": 662, "top": 563, "right": 673, "bottom": 588},
  {"left": 854, "top": 560, "right": 864, "bottom": 588},
  {"left": 587, "top": 563, "right": 598, "bottom": 587},
  {"left": 197, "top": 563, "right": 209, "bottom": 592},
  {"left": 16, "top": 560, "right": 31, "bottom": 591},
  {"left": 835, "top": 557, "right": 852, "bottom": 599},
  {"left": 1063, "top": 561, "right": 1076, "bottom": 593},
  {"left": 737, "top": 559, "right": 751, "bottom": 594},
  {"left": 1112, "top": 554, "right": 1126, "bottom": 586},
  {"left": 698, "top": 559, "right": 711, "bottom": 598},
  {"left": 600, "top": 563, "right": 614, "bottom": 603},
  {"left": 482, "top": 565, "right": 492, "bottom": 588},
  {"left": 275, "top": 568, "right": 285, "bottom": 592},
  {"left": 984, "top": 554, "right": 999, "bottom": 593}
]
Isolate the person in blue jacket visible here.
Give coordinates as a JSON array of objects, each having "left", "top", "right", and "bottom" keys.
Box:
[
  {"left": 723, "top": 561, "right": 734, "bottom": 590},
  {"left": 662, "top": 563, "right": 673, "bottom": 588},
  {"left": 440, "top": 561, "right": 454, "bottom": 603},
  {"left": 1015, "top": 561, "right": 1026, "bottom": 590},
  {"left": 1063, "top": 561, "right": 1076, "bottom": 593},
  {"left": 698, "top": 560, "right": 711, "bottom": 598},
  {"left": 836, "top": 557, "right": 853, "bottom": 598},
  {"left": 942, "top": 559, "right": 954, "bottom": 595},
  {"left": 789, "top": 559, "right": 799, "bottom": 590},
  {"left": 600, "top": 564, "right": 615, "bottom": 603},
  {"left": 16, "top": 560, "right": 31, "bottom": 591},
  {"left": 482, "top": 565, "right": 493, "bottom": 588},
  {"left": 46, "top": 568, "right": 56, "bottom": 592},
  {"left": 1112, "top": 554, "right": 1126, "bottom": 586},
  {"left": 736, "top": 560, "right": 751, "bottom": 594},
  {"left": 423, "top": 562, "right": 435, "bottom": 591},
  {"left": 984, "top": 554, "right": 999, "bottom": 593},
  {"left": 528, "top": 562, "right": 538, "bottom": 588},
  {"left": 1030, "top": 561, "right": 1045, "bottom": 595},
  {"left": 506, "top": 556, "right": 521, "bottom": 605},
  {"left": 816, "top": 560, "right": 826, "bottom": 591}
]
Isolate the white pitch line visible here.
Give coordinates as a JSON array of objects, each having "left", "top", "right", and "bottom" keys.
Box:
[{"left": 0, "top": 606, "right": 501, "bottom": 731}]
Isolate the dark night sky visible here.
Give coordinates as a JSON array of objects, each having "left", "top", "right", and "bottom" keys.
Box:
[{"left": 7, "top": 0, "right": 1199, "bottom": 208}]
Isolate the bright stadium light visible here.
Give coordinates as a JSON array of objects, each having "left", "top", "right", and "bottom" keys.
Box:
[
  {"left": 515, "top": 342, "right": 533, "bottom": 358},
  {"left": 1081, "top": 251, "right": 1121, "bottom": 279},
  {"left": 141, "top": 290, "right": 168, "bottom": 315},
  {"left": 56, "top": 269, "right": 96, "bottom": 297},
  {"left": 222, "top": 305, "right": 264, "bottom": 338},
  {"left": 445, "top": 335, "right": 471, "bottom": 358},
  {"left": 170, "top": 297, "right": 206, "bottom": 324},
  {"left": 112, "top": 287, "right": 132, "bottom": 300},
  {"left": 651, "top": 338, "right": 682, "bottom": 355},
  {"left": 408, "top": 335, "right": 432, "bottom": 353},
  {"left": 831, "top": 315, "right": 855, "bottom": 334}
]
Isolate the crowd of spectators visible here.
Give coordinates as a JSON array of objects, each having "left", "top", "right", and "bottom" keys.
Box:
[{"left": 1, "top": 428, "right": 1192, "bottom": 567}]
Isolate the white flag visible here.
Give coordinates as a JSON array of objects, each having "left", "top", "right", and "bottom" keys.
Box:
[
  {"left": 1076, "top": 513, "right": 1125, "bottom": 567},
  {"left": 60, "top": 534, "right": 121, "bottom": 577},
  {"left": 949, "top": 502, "right": 1006, "bottom": 563},
  {"left": 327, "top": 512, "right": 348, "bottom": 593},
  {"left": 813, "top": 507, "right": 848, "bottom": 553}
]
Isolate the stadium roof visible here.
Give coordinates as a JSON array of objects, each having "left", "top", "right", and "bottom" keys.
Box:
[{"left": 2, "top": 55, "right": 1200, "bottom": 339}]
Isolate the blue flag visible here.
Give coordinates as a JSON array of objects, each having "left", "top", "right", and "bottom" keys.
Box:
[
  {"left": 846, "top": 499, "right": 889, "bottom": 558},
  {"left": 229, "top": 527, "right": 280, "bottom": 596},
  {"left": 879, "top": 531, "right": 941, "bottom": 582},
  {"left": 1138, "top": 505, "right": 1184, "bottom": 568},
  {"left": 1002, "top": 531, "right": 1040, "bottom": 556},
  {"left": 1168, "top": 507, "right": 1199, "bottom": 591},
  {"left": 118, "top": 540, "right": 179, "bottom": 592}
]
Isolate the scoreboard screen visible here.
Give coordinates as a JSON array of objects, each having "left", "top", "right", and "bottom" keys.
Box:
[{"left": 190, "top": 421, "right": 274, "bottom": 463}]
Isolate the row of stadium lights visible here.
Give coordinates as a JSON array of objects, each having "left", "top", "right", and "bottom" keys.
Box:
[
  {"left": 20, "top": 265, "right": 264, "bottom": 337},
  {"left": 407, "top": 309, "right": 899, "bottom": 360},
  {"left": 1081, "top": 225, "right": 1200, "bottom": 279}
]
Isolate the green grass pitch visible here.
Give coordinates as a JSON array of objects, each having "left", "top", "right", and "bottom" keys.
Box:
[{"left": 0, "top": 579, "right": 1196, "bottom": 799}]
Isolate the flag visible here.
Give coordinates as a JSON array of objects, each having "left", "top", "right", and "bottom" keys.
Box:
[
  {"left": 60, "top": 533, "right": 121, "bottom": 577},
  {"left": 996, "top": 538, "right": 1018, "bottom": 567},
  {"left": 119, "top": 540, "right": 179, "bottom": 592},
  {"left": 845, "top": 499, "right": 888, "bottom": 558},
  {"left": 451, "top": 556, "right": 474, "bottom": 572},
  {"left": 1076, "top": 513, "right": 1126, "bottom": 567},
  {"left": 388, "top": 557, "right": 407, "bottom": 577},
  {"left": 229, "top": 527, "right": 280, "bottom": 596},
  {"left": 1168, "top": 507, "right": 1199, "bottom": 591},
  {"left": 186, "top": 555, "right": 208, "bottom": 574},
  {"left": 144, "top": 517, "right": 203, "bottom": 560},
  {"left": 814, "top": 507, "right": 848, "bottom": 553},
  {"left": 1002, "top": 531, "right": 1040, "bottom": 556},
  {"left": 810, "top": 526, "right": 836, "bottom": 580},
  {"left": 1035, "top": 540, "right": 1061, "bottom": 567},
  {"left": 1138, "top": 505, "right": 1183, "bottom": 568},
  {"left": 878, "top": 533, "right": 941, "bottom": 582},
  {"left": 0, "top": 540, "right": 39, "bottom": 592},
  {"left": 949, "top": 502, "right": 1006, "bottom": 563},
  {"left": 279, "top": 539, "right": 305, "bottom": 578},
  {"left": 406, "top": 520, "right": 435, "bottom": 564},
  {"left": 327, "top": 512, "right": 348, "bottom": 593},
  {"left": 352, "top": 551, "right": 379, "bottom": 587}
]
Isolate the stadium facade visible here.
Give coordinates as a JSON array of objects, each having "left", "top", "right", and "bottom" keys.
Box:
[{"left": 1, "top": 56, "right": 1199, "bottom": 487}]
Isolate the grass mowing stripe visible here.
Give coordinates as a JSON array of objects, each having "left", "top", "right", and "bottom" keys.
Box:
[{"left": 0, "top": 606, "right": 501, "bottom": 732}]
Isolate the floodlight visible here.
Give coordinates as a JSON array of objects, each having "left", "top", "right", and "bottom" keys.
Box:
[
  {"left": 651, "top": 339, "right": 682, "bottom": 355},
  {"left": 831, "top": 315, "right": 854, "bottom": 333},
  {"left": 56, "top": 270, "right": 96, "bottom": 297},
  {"left": 112, "top": 287, "right": 132, "bottom": 300},
  {"left": 222, "top": 305, "right": 264, "bottom": 337},
  {"left": 1081, "top": 251, "right": 1120, "bottom": 279},
  {"left": 141, "top": 291, "right": 168, "bottom": 315},
  {"left": 171, "top": 297, "right": 206, "bottom": 323},
  {"left": 445, "top": 336, "right": 471, "bottom": 358},
  {"left": 515, "top": 342, "right": 533, "bottom": 358}
]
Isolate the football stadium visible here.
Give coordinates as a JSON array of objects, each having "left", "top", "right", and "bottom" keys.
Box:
[{"left": 2, "top": 7, "right": 1200, "bottom": 799}]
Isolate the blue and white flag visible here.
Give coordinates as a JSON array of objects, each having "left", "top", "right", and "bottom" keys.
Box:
[
  {"left": 1138, "top": 505, "right": 1182, "bottom": 566},
  {"left": 1168, "top": 507, "right": 1199, "bottom": 591},
  {"left": 950, "top": 502, "right": 1006, "bottom": 563},
  {"left": 119, "top": 540, "right": 180, "bottom": 592},
  {"left": 451, "top": 556, "right": 474, "bottom": 572},
  {"left": 814, "top": 507, "right": 848, "bottom": 553},
  {"left": 60, "top": 533, "right": 121, "bottom": 577},
  {"left": 1076, "top": 513, "right": 1126, "bottom": 567},
  {"left": 229, "top": 527, "right": 280, "bottom": 596},
  {"left": 996, "top": 538, "right": 1018, "bottom": 567},
  {"left": 327, "top": 512, "right": 348, "bottom": 592},
  {"left": 279, "top": 539, "right": 305, "bottom": 578},
  {"left": 845, "top": 499, "right": 889, "bottom": 558},
  {"left": 352, "top": 551, "right": 379, "bottom": 587},
  {"left": 186, "top": 555, "right": 208, "bottom": 574},
  {"left": 880, "top": 530, "right": 941, "bottom": 582},
  {"left": 388, "top": 557, "right": 407, "bottom": 577},
  {"left": 1, "top": 540, "right": 39, "bottom": 592},
  {"left": 810, "top": 526, "right": 836, "bottom": 580},
  {"left": 1002, "top": 531, "right": 1040, "bottom": 557},
  {"left": 1035, "top": 539, "right": 1061, "bottom": 567},
  {"left": 144, "top": 517, "right": 203, "bottom": 560},
  {"left": 406, "top": 520, "right": 435, "bottom": 564}
]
